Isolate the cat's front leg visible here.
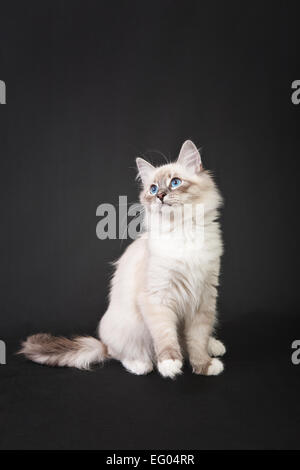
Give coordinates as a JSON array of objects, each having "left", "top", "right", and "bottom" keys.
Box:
[
  {"left": 186, "top": 275, "right": 224, "bottom": 376},
  {"left": 139, "top": 295, "right": 182, "bottom": 379},
  {"left": 185, "top": 309, "right": 224, "bottom": 376}
]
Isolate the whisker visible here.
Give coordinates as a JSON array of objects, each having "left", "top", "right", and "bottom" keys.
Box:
[{"left": 147, "top": 149, "right": 171, "bottom": 165}]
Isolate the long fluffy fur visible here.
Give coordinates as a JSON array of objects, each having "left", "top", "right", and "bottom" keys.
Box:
[
  {"left": 20, "top": 140, "right": 226, "bottom": 377},
  {"left": 19, "top": 334, "right": 107, "bottom": 369}
]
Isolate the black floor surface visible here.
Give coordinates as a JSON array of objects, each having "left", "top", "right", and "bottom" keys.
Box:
[{"left": 1, "top": 312, "right": 299, "bottom": 450}]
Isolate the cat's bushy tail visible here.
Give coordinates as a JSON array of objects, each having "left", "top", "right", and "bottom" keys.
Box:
[{"left": 19, "top": 333, "right": 107, "bottom": 369}]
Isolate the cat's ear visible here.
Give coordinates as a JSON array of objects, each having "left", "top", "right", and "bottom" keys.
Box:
[
  {"left": 177, "top": 140, "right": 202, "bottom": 174},
  {"left": 136, "top": 157, "right": 155, "bottom": 184}
]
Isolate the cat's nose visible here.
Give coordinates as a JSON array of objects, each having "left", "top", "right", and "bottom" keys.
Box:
[{"left": 157, "top": 192, "right": 166, "bottom": 202}]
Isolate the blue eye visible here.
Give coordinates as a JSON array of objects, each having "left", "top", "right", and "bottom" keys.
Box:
[
  {"left": 171, "top": 177, "right": 182, "bottom": 188},
  {"left": 150, "top": 184, "right": 158, "bottom": 195}
]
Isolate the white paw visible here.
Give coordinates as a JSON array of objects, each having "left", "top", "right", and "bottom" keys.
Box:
[
  {"left": 208, "top": 337, "right": 226, "bottom": 357},
  {"left": 206, "top": 358, "right": 224, "bottom": 376},
  {"left": 122, "top": 359, "right": 153, "bottom": 375},
  {"left": 157, "top": 359, "right": 182, "bottom": 379}
]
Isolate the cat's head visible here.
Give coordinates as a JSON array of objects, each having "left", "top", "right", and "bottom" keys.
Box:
[{"left": 136, "top": 140, "right": 222, "bottom": 214}]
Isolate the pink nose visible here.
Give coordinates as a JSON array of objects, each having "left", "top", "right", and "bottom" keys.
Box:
[{"left": 157, "top": 192, "right": 166, "bottom": 202}]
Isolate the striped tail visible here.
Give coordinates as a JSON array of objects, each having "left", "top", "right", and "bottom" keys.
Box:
[{"left": 19, "top": 333, "right": 107, "bottom": 370}]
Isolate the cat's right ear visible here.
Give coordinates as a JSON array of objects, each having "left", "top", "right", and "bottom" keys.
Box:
[{"left": 136, "top": 158, "right": 155, "bottom": 184}]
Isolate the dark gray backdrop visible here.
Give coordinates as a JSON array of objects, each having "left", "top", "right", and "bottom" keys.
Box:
[
  {"left": 1, "top": 0, "right": 300, "bottom": 451},
  {"left": 1, "top": 1, "right": 299, "bottom": 337}
]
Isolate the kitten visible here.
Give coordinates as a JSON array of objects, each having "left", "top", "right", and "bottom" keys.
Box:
[{"left": 20, "top": 140, "right": 226, "bottom": 378}]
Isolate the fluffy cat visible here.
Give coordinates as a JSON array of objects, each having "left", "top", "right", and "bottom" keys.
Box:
[{"left": 20, "top": 140, "right": 226, "bottom": 378}]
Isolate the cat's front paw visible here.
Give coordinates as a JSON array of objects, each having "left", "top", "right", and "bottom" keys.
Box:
[
  {"left": 158, "top": 359, "right": 182, "bottom": 379},
  {"left": 206, "top": 358, "right": 224, "bottom": 375},
  {"left": 192, "top": 358, "right": 224, "bottom": 376},
  {"left": 208, "top": 337, "right": 226, "bottom": 357}
]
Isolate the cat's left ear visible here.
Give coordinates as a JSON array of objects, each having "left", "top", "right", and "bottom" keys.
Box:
[
  {"left": 177, "top": 140, "right": 202, "bottom": 174},
  {"left": 136, "top": 157, "right": 155, "bottom": 184}
]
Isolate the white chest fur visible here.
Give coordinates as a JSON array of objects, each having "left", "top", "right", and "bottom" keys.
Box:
[{"left": 146, "top": 223, "right": 221, "bottom": 316}]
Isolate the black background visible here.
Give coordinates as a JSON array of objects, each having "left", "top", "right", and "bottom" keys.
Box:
[{"left": 1, "top": 0, "right": 300, "bottom": 450}]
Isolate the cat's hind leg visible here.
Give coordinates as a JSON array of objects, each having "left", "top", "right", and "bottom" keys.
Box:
[
  {"left": 99, "top": 306, "right": 154, "bottom": 376},
  {"left": 122, "top": 358, "right": 153, "bottom": 375}
]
